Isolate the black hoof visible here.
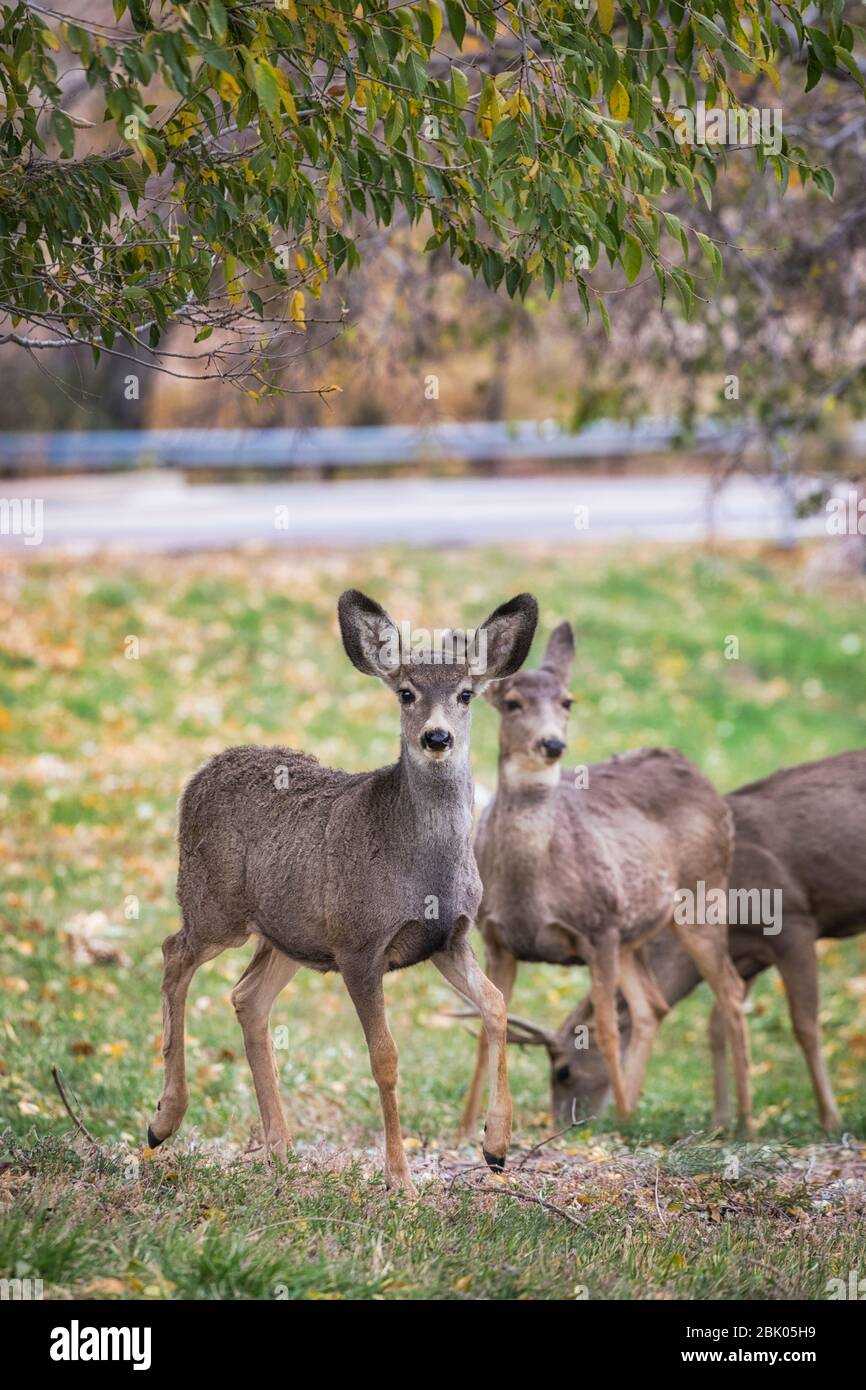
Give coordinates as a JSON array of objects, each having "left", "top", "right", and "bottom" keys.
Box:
[
  {"left": 483, "top": 1148, "right": 506, "bottom": 1172},
  {"left": 146, "top": 1125, "right": 164, "bottom": 1150}
]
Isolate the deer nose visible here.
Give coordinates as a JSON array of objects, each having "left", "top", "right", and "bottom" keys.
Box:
[
  {"left": 540, "top": 738, "right": 566, "bottom": 760},
  {"left": 422, "top": 727, "right": 453, "bottom": 752}
]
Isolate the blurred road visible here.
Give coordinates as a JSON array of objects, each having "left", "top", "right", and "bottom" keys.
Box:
[{"left": 0, "top": 470, "right": 825, "bottom": 554}]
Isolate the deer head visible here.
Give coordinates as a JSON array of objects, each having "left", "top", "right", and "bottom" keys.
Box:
[
  {"left": 484, "top": 621, "right": 576, "bottom": 786},
  {"left": 339, "top": 589, "right": 539, "bottom": 770}
]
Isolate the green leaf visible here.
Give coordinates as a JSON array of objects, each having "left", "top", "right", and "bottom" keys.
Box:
[
  {"left": 51, "top": 109, "right": 75, "bottom": 159},
  {"left": 622, "top": 233, "right": 643, "bottom": 284},
  {"left": 385, "top": 102, "right": 405, "bottom": 146},
  {"left": 451, "top": 66, "right": 469, "bottom": 110},
  {"left": 695, "top": 231, "right": 722, "bottom": 286},
  {"left": 253, "top": 61, "right": 280, "bottom": 117},
  {"left": 444, "top": 0, "right": 465, "bottom": 49}
]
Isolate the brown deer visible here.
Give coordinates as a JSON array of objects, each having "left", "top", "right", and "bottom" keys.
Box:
[
  {"left": 459, "top": 621, "right": 753, "bottom": 1139},
  {"left": 147, "top": 588, "right": 538, "bottom": 1196},
  {"left": 505, "top": 751, "right": 866, "bottom": 1132}
]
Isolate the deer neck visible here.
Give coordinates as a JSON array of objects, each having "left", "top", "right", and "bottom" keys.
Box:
[
  {"left": 491, "top": 757, "right": 561, "bottom": 864},
  {"left": 395, "top": 741, "right": 475, "bottom": 845}
]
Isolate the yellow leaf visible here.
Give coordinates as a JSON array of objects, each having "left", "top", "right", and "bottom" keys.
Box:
[
  {"left": 597, "top": 0, "right": 615, "bottom": 34},
  {"left": 224, "top": 255, "right": 243, "bottom": 306},
  {"left": 327, "top": 187, "right": 343, "bottom": 228},
  {"left": 609, "top": 81, "right": 629, "bottom": 120},
  {"left": 217, "top": 71, "right": 241, "bottom": 106},
  {"left": 757, "top": 59, "right": 781, "bottom": 93},
  {"left": 138, "top": 140, "right": 158, "bottom": 177},
  {"left": 289, "top": 290, "right": 306, "bottom": 329},
  {"left": 274, "top": 68, "right": 299, "bottom": 124},
  {"left": 429, "top": 1, "right": 443, "bottom": 44}
]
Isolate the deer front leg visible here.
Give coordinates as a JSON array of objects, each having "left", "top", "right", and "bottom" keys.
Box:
[
  {"left": 618, "top": 950, "right": 669, "bottom": 1112},
  {"left": 148, "top": 929, "right": 219, "bottom": 1148},
  {"left": 708, "top": 1002, "right": 731, "bottom": 1129},
  {"left": 342, "top": 967, "right": 416, "bottom": 1197},
  {"left": 231, "top": 938, "right": 299, "bottom": 1162},
  {"left": 434, "top": 929, "right": 512, "bottom": 1169},
  {"left": 708, "top": 978, "right": 754, "bottom": 1128},
  {"left": 458, "top": 936, "right": 516, "bottom": 1142},
  {"left": 588, "top": 931, "right": 629, "bottom": 1118}
]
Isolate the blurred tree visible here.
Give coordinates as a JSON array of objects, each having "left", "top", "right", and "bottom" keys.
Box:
[{"left": 0, "top": 0, "right": 859, "bottom": 395}]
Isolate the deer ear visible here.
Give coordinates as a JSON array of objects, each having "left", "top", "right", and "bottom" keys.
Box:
[
  {"left": 338, "top": 590, "right": 401, "bottom": 685},
  {"left": 482, "top": 680, "right": 506, "bottom": 709},
  {"left": 541, "top": 621, "right": 575, "bottom": 682},
  {"left": 472, "top": 593, "right": 538, "bottom": 687}
]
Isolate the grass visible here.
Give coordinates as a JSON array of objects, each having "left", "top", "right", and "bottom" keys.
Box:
[{"left": 1, "top": 540, "right": 866, "bottom": 1300}]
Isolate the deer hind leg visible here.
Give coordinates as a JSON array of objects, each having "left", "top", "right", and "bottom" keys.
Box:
[
  {"left": 671, "top": 913, "right": 753, "bottom": 1136},
  {"left": 458, "top": 939, "right": 516, "bottom": 1142},
  {"left": 774, "top": 924, "right": 842, "bottom": 1132},
  {"left": 148, "top": 927, "right": 230, "bottom": 1147},
  {"left": 231, "top": 938, "right": 300, "bottom": 1162},
  {"left": 435, "top": 930, "right": 512, "bottom": 1169},
  {"left": 342, "top": 966, "right": 416, "bottom": 1198},
  {"left": 619, "top": 949, "right": 669, "bottom": 1112},
  {"left": 589, "top": 931, "right": 629, "bottom": 1118}
]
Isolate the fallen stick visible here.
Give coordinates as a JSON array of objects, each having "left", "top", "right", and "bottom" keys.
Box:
[{"left": 51, "top": 1063, "right": 101, "bottom": 1149}]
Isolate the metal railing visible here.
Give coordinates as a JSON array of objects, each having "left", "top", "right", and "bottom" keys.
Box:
[{"left": 0, "top": 418, "right": 757, "bottom": 472}]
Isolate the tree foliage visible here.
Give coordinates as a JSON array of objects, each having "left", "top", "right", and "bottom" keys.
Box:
[{"left": 0, "top": 0, "right": 861, "bottom": 387}]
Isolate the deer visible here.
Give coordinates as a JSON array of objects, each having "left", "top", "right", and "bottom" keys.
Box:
[
  {"left": 459, "top": 620, "right": 754, "bottom": 1141},
  {"left": 147, "top": 588, "right": 539, "bottom": 1197},
  {"left": 504, "top": 751, "right": 866, "bottom": 1133}
]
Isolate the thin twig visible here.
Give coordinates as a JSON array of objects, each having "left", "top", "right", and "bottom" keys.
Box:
[
  {"left": 515, "top": 1119, "right": 591, "bottom": 1169},
  {"left": 458, "top": 1177, "right": 585, "bottom": 1229},
  {"left": 653, "top": 1165, "right": 668, "bottom": 1226},
  {"left": 50, "top": 1063, "right": 101, "bottom": 1149}
]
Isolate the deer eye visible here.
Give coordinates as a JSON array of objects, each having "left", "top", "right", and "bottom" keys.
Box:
[
  {"left": 505, "top": 699, "right": 522, "bottom": 712},
  {"left": 398, "top": 688, "right": 415, "bottom": 706},
  {"left": 562, "top": 698, "right": 573, "bottom": 710},
  {"left": 555, "top": 1065, "right": 571, "bottom": 1084},
  {"left": 458, "top": 689, "right": 473, "bottom": 705}
]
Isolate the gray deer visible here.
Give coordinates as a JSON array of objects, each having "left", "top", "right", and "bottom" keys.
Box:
[
  {"left": 507, "top": 751, "right": 866, "bottom": 1132},
  {"left": 460, "top": 621, "right": 753, "bottom": 1139},
  {"left": 148, "top": 589, "right": 539, "bottom": 1196}
]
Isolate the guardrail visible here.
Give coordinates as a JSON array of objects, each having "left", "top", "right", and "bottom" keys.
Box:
[
  {"left": 0, "top": 418, "right": 751, "bottom": 472},
  {"left": 3, "top": 419, "right": 865, "bottom": 473}
]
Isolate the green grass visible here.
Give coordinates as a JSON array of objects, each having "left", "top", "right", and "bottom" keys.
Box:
[{"left": 1, "top": 541, "right": 866, "bottom": 1299}]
